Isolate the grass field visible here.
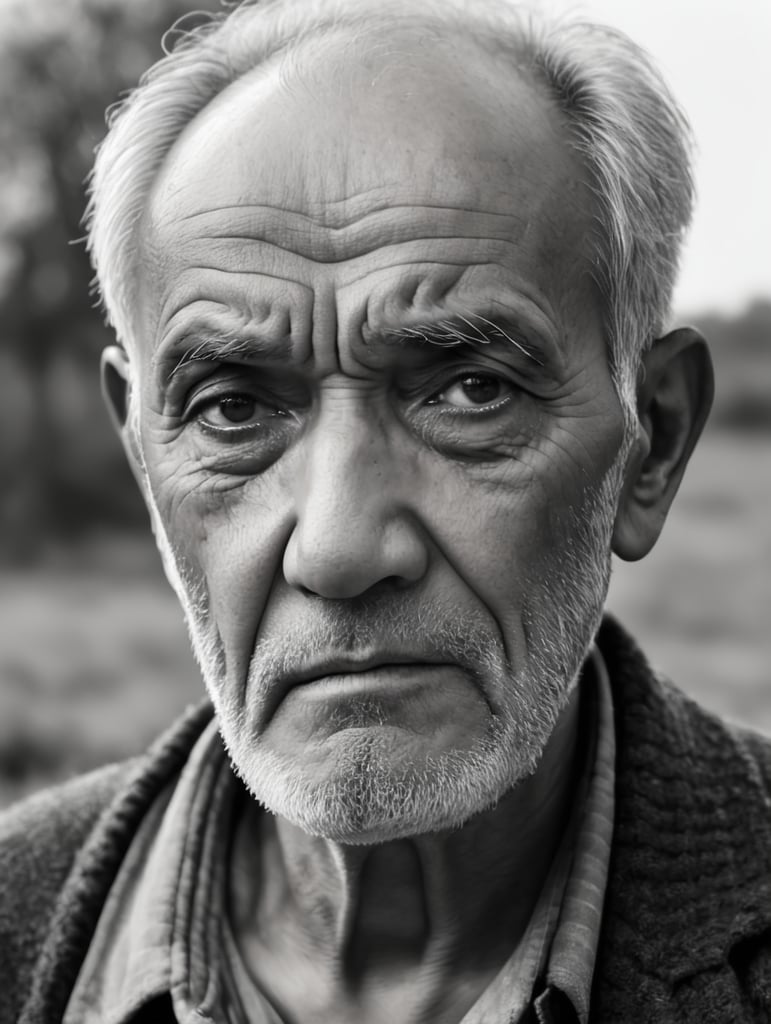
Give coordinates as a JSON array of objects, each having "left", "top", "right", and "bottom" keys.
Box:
[
  {"left": 607, "top": 428, "right": 770, "bottom": 731},
  {"left": 1, "top": 426, "right": 768, "bottom": 807}
]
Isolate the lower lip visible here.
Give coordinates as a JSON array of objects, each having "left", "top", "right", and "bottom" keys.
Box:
[{"left": 298, "top": 663, "right": 453, "bottom": 694}]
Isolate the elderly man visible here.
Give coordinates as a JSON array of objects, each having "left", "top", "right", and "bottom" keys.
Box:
[{"left": 2, "top": 0, "right": 770, "bottom": 1021}]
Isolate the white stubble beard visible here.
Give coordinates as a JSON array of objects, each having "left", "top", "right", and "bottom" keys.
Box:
[{"left": 145, "top": 435, "right": 629, "bottom": 843}]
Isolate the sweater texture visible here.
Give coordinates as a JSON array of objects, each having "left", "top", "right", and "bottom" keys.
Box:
[{"left": 2, "top": 616, "right": 770, "bottom": 1023}]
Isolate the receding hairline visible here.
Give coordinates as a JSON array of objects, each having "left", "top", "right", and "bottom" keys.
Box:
[
  {"left": 134, "top": 14, "right": 594, "bottom": 332},
  {"left": 88, "top": 0, "right": 694, "bottom": 432},
  {"left": 145, "top": 13, "right": 573, "bottom": 199}
]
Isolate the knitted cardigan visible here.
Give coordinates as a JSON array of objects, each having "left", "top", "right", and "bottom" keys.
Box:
[{"left": 2, "top": 617, "right": 770, "bottom": 1024}]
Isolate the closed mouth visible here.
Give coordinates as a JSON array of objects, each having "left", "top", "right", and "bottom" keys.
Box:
[{"left": 262, "top": 653, "right": 453, "bottom": 724}]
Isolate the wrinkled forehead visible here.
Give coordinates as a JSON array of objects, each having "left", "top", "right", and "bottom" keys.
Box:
[
  {"left": 145, "top": 21, "right": 587, "bottom": 232},
  {"left": 136, "top": 23, "right": 597, "bottom": 359}
]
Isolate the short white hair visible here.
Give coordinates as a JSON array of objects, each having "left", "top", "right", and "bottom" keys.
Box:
[{"left": 86, "top": 0, "right": 694, "bottom": 412}]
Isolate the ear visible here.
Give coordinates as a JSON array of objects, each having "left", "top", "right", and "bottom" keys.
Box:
[
  {"left": 612, "top": 327, "right": 714, "bottom": 561},
  {"left": 101, "top": 345, "right": 147, "bottom": 495}
]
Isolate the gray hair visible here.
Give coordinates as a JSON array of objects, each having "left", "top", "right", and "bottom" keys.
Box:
[{"left": 86, "top": 0, "right": 694, "bottom": 414}]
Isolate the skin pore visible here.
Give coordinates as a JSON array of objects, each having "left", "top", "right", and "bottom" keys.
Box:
[{"left": 102, "top": 25, "right": 680, "bottom": 1024}]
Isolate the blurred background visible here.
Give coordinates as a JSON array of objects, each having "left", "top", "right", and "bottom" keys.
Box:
[{"left": 0, "top": 0, "right": 769, "bottom": 808}]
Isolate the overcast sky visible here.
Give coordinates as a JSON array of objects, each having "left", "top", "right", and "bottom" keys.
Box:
[{"left": 541, "top": 0, "right": 770, "bottom": 316}]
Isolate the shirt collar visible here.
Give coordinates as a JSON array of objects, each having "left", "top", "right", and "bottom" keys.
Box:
[
  {"left": 65, "top": 647, "right": 615, "bottom": 1024},
  {"left": 460, "top": 646, "right": 616, "bottom": 1024},
  {"left": 545, "top": 644, "right": 616, "bottom": 1021}
]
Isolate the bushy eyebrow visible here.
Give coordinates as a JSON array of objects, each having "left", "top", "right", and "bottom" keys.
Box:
[
  {"left": 381, "top": 312, "right": 545, "bottom": 366},
  {"left": 161, "top": 329, "right": 288, "bottom": 382},
  {"left": 159, "top": 310, "right": 550, "bottom": 384}
]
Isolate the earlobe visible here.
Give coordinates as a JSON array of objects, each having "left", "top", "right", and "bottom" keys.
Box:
[{"left": 612, "top": 327, "right": 714, "bottom": 561}]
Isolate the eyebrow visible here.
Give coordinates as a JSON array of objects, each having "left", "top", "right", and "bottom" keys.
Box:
[
  {"left": 158, "top": 309, "right": 552, "bottom": 384},
  {"left": 159, "top": 329, "right": 290, "bottom": 383},
  {"left": 381, "top": 312, "right": 546, "bottom": 366}
]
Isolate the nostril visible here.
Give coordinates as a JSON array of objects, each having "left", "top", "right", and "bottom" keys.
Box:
[{"left": 381, "top": 573, "right": 412, "bottom": 590}]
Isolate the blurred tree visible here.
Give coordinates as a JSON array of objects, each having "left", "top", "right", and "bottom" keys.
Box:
[{"left": 0, "top": 0, "right": 219, "bottom": 561}]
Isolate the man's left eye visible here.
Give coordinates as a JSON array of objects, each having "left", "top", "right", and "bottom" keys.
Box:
[{"left": 428, "top": 374, "right": 512, "bottom": 409}]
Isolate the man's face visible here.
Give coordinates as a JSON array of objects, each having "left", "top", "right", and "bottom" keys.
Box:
[{"left": 128, "top": 32, "right": 627, "bottom": 842}]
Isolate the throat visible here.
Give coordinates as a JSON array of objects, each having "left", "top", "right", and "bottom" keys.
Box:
[{"left": 345, "top": 842, "right": 429, "bottom": 979}]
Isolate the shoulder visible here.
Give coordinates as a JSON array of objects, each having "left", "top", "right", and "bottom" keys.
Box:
[
  {"left": 0, "top": 763, "right": 131, "bottom": 1024},
  {"left": 593, "top": 615, "right": 771, "bottom": 1023},
  {"left": 0, "top": 760, "right": 130, "bottom": 852},
  {"left": 597, "top": 614, "right": 771, "bottom": 850},
  {"left": 597, "top": 613, "right": 771, "bottom": 776},
  {"left": 735, "top": 724, "right": 771, "bottom": 800},
  {"left": 0, "top": 700, "right": 213, "bottom": 1024}
]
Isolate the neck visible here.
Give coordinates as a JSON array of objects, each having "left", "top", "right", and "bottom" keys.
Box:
[{"left": 229, "top": 685, "right": 582, "bottom": 1021}]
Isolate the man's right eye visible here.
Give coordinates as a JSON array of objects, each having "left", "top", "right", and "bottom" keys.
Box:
[
  {"left": 181, "top": 382, "right": 300, "bottom": 472},
  {"left": 193, "top": 392, "right": 284, "bottom": 430},
  {"left": 181, "top": 369, "right": 296, "bottom": 436},
  {"left": 218, "top": 396, "right": 257, "bottom": 423}
]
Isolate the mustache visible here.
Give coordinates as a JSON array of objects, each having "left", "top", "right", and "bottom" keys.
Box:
[{"left": 241, "top": 596, "right": 511, "bottom": 718}]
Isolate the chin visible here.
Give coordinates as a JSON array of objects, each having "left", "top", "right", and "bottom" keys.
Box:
[{"left": 217, "top": 716, "right": 549, "bottom": 843}]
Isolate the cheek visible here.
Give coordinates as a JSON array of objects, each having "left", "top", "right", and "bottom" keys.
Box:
[
  {"left": 417, "top": 455, "right": 549, "bottom": 660},
  {"left": 426, "top": 437, "right": 610, "bottom": 657},
  {"left": 145, "top": 446, "right": 294, "bottom": 682}
]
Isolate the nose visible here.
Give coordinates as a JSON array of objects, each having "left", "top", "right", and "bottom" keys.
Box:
[{"left": 283, "top": 405, "right": 429, "bottom": 599}]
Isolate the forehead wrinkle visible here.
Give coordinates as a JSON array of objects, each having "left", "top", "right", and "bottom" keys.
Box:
[
  {"left": 162, "top": 265, "right": 312, "bottom": 282},
  {"left": 159, "top": 199, "right": 543, "bottom": 270},
  {"left": 192, "top": 233, "right": 532, "bottom": 267},
  {"left": 161, "top": 267, "right": 313, "bottom": 289},
  {"left": 171, "top": 218, "right": 541, "bottom": 270},
  {"left": 175, "top": 199, "right": 525, "bottom": 229},
  {"left": 155, "top": 272, "right": 313, "bottom": 337},
  {"left": 358, "top": 273, "right": 563, "bottom": 354},
  {"left": 153, "top": 296, "right": 303, "bottom": 371},
  {"left": 341, "top": 260, "right": 488, "bottom": 292}
]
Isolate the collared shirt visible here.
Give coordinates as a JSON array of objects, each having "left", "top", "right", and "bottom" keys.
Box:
[{"left": 64, "top": 648, "right": 615, "bottom": 1024}]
